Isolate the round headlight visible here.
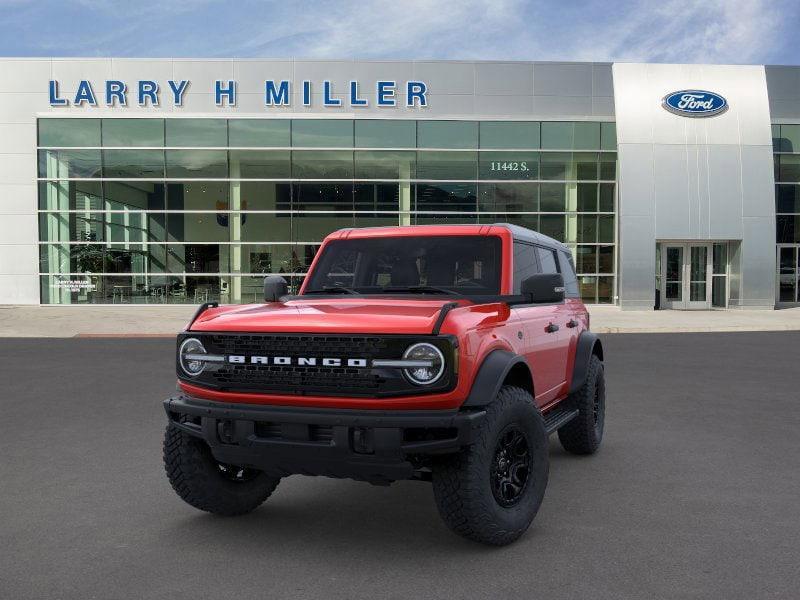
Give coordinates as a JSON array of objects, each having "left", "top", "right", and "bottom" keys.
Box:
[
  {"left": 403, "top": 342, "right": 445, "bottom": 385},
  {"left": 179, "top": 337, "right": 207, "bottom": 377}
]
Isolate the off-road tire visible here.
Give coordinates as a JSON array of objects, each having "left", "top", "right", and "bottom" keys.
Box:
[
  {"left": 558, "top": 354, "right": 605, "bottom": 455},
  {"left": 163, "top": 422, "right": 280, "bottom": 515},
  {"left": 431, "top": 386, "right": 549, "bottom": 546}
]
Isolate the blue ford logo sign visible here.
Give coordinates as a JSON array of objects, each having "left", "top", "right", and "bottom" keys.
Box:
[{"left": 662, "top": 90, "right": 728, "bottom": 117}]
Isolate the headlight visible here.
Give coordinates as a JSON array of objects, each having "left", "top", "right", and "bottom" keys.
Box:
[
  {"left": 179, "top": 337, "right": 207, "bottom": 377},
  {"left": 402, "top": 342, "right": 445, "bottom": 385}
]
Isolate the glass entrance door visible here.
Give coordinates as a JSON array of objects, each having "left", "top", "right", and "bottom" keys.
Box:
[
  {"left": 777, "top": 245, "right": 799, "bottom": 304},
  {"left": 660, "top": 243, "right": 712, "bottom": 309}
]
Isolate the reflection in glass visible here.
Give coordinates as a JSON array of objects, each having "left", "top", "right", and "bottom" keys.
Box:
[
  {"left": 600, "top": 123, "right": 617, "bottom": 151},
  {"left": 37, "top": 117, "right": 617, "bottom": 305},
  {"left": 540, "top": 153, "right": 571, "bottom": 180},
  {"left": 38, "top": 181, "right": 103, "bottom": 211},
  {"left": 577, "top": 183, "right": 598, "bottom": 212},
  {"left": 39, "top": 119, "right": 101, "bottom": 147},
  {"left": 778, "top": 155, "right": 800, "bottom": 182},
  {"left": 229, "top": 120, "right": 290, "bottom": 147},
  {"left": 293, "top": 211, "right": 354, "bottom": 243},
  {"left": 105, "top": 181, "right": 165, "bottom": 211},
  {"left": 38, "top": 149, "right": 102, "bottom": 178},
  {"left": 416, "top": 151, "right": 477, "bottom": 180},
  {"left": 239, "top": 181, "right": 291, "bottom": 212},
  {"left": 600, "top": 153, "right": 616, "bottom": 180},
  {"left": 541, "top": 122, "right": 574, "bottom": 150},
  {"left": 417, "top": 121, "right": 478, "bottom": 149},
  {"left": 166, "top": 119, "right": 227, "bottom": 147},
  {"left": 598, "top": 245, "right": 614, "bottom": 273},
  {"left": 577, "top": 245, "right": 597, "bottom": 273},
  {"left": 292, "top": 120, "right": 353, "bottom": 147},
  {"left": 539, "top": 183, "right": 566, "bottom": 212},
  {"left": 478, "top": 183, "right": 538, "bottom": 212},
  {"left": 355, "top": 120, "right": 416, "bottom": 148},
  {"left": 599, "top": 183, "right": 615, "bottom": 212},
  {"left": 597, "top": 276, "right": 613, "bottom": 303},
  {"left": 665, "top": 247, "right": 683, "bottom": 301},
  {"left": 415, "top": 183, "right": 477, "bottom": 212},
  {"left": 103, "top": 150, "right": 164, "bottom": 178},
  {"left": 354, "top": 151, "right": 415, "bottom": 179},
  {"left": 580, "top": 276, "right": 597, "bottom": 303},
  {"left": 292, "top": 150, "right": 353, "bottom": 179},
  {"left": 539, "top": 215, "right": 565, "bottom": 241},
  {"left": 575, "top": 153, "right": 598, "bottom": 180},
  {"left": 229, "top": 150, "right": 290, "bottom": 178},
  {"left": 776, "top": 184, "right": 800, "bottom": 213},
  {"left": 166, "top": 150, "right": 228, "bottom": 178},
  {"left": 102, "top": 119, "right": 164, "bottom": 147},
  {"left": 712, "top": 276, "right": 728, "bottom": 307},
  {"left": 480, "top": 122, "right": 540, "bottom": 149},
  {"left": 354, "top": 183, "right": 401, "bottom": 212}
]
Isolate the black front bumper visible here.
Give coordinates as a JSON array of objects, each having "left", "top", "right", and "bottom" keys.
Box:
[{"left": 164, "top": 395, "right": 486, "bottom": 484}]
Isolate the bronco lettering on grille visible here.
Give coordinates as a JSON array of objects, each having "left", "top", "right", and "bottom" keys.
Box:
[{"left": 227, "top": 355, "right": 369, "bottom": 368}]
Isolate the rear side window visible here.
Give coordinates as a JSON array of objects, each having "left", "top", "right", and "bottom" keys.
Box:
[
  {"left": 558, "top": 250, "right": 580, "bottom": 298},
  {"left": 536, "top": 247, "right": 559, "bottom": 274},
  {"left": 513, "top": 242, "right": 540, "bottom": 293}
]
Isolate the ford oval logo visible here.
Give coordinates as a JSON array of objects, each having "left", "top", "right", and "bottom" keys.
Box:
[{"left": 662, "top": 90, "right": 728, "bottom": 117}]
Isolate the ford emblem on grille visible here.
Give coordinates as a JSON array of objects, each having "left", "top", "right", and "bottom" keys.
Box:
[
  {"left": 662, "top": 90, "right": 728, "bottom": 117},
  {"left": 227, "top": 355, "right": 369, "bottom": 367}
]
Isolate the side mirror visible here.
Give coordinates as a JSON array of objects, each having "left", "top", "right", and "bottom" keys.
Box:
[
  {"left": 263, "top": 275, "right": 288, "bottom": 302},
  {"left": 521, "top": 273, "right": 565, "bottom": 304}
]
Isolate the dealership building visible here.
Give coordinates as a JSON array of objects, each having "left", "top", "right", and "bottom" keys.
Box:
[{"left": 0, "top": 58, "right": 799, "bottom": 309}]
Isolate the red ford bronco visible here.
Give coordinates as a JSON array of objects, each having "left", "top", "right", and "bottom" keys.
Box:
[{"left": 163, "top": 224, "right": 605, "bottom": 545}]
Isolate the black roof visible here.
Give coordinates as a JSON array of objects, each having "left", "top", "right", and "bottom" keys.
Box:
[{"left": 493, "top": 223, "right": 569, "bottom": 253}]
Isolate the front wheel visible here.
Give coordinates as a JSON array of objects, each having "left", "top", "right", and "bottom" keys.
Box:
[
  {"left": 163, "top": 422, "right": 280, "bottom": 516},
  {"left": 431, "top": 386, "right": 549, "bottom": 546}
]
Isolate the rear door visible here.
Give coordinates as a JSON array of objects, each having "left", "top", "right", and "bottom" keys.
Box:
[
  {"left": 557, "top": 249, "right": 585, "bottom": 386},
  {"left": 512, "top": 242, "right": 569, "bottom": 406}
]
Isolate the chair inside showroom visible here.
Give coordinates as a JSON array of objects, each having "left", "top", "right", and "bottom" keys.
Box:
[{"left": 389, "top": 259, "right": 420, "bottom": 287}]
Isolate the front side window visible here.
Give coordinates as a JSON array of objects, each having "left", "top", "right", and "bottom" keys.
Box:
[{"left": 304, "top": 235, "right": 501, "bottom": 295}]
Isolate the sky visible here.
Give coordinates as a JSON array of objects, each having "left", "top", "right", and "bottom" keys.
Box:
[{"left": 0, "top": 0, "right": 798, "bottom": 65}]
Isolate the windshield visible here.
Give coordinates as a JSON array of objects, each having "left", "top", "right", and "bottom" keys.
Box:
[{"left": 303, "top": 235, "right": 502, "bottom": 296}]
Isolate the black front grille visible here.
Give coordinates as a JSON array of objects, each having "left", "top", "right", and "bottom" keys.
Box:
[
  {"left": 179, "top": 333, "right": 455, "bottom": 398},
  {"left": 206, "top": 334, "right": 389, "bottom": 358}
]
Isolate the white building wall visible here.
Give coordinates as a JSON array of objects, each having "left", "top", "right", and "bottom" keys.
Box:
[{"left": 0, "top": 57, "right": 614, "bottom": 305}]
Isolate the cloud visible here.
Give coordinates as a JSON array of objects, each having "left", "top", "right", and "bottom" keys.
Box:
[{"left": 0, "top": 0, "right": 797, "bottom": 65}]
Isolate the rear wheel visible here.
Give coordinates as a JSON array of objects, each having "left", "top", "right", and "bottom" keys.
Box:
[
  {"left": 558, "top": 354, "right": 605, "bottom": 455},
  {"left": 163, "top": 422, "right": 280, "bottom": 516},
  {"left": 431, "top": 386, "right": 549, "bottom": 546}
]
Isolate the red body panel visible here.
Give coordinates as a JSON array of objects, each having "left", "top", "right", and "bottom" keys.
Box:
[{"left": 180, "top": 225, "right": 588, "bottom": 411}]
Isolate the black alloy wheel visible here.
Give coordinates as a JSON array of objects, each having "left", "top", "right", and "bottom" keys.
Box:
[{"left": 490, "top": 424, "right": 531, "bottom": 507}]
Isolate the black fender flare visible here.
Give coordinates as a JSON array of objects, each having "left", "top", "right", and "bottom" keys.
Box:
[
  {"left": 569, "top": 331, "right": 603, "bottom": 394},
  {"left": 462, "top": 349, "right": 530, "bottom": 407}
]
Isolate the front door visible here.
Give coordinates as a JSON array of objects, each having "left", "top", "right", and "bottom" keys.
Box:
[{"left": 660, "top": 243, "right": 712, "bottom": 309}]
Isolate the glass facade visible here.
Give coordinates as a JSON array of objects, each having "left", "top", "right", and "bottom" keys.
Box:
[
  {"left": 774, "top": 124, "right": 800, "bottom": 303},
  {"left": 37, "top": 118, "right": 617, "bottom": 304}
]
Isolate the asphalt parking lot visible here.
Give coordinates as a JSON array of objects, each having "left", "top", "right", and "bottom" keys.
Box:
[{"left": 1, "top": 333, "right": 799, "bottom": 599}]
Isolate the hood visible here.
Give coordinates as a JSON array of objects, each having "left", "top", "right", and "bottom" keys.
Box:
[{"left": 189, "top": 298, "right": 464, "bottom": 335}]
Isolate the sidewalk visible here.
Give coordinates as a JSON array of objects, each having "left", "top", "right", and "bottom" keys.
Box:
[{"left": 2, "top": 303, "right": 800, "bottom": 337}]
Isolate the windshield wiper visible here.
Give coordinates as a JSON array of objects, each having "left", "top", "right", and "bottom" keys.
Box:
[
  {"left": 380, "top": 285, "right": 459, "bottom": 295},
  {"left": 304, "top": 285, "right": 360, "bottom": 295}
]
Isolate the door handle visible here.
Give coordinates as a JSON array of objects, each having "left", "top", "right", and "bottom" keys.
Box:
[
  {"left": 545, "top": 322, "right": 559, "bottom": 333},
  {"left": 566, "top": 319, "right": 578, "bottom": 328}
]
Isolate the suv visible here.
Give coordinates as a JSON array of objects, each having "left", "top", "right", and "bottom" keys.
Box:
[{"left": 163, "top": 224, "right": 605, "bottom": 545}]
